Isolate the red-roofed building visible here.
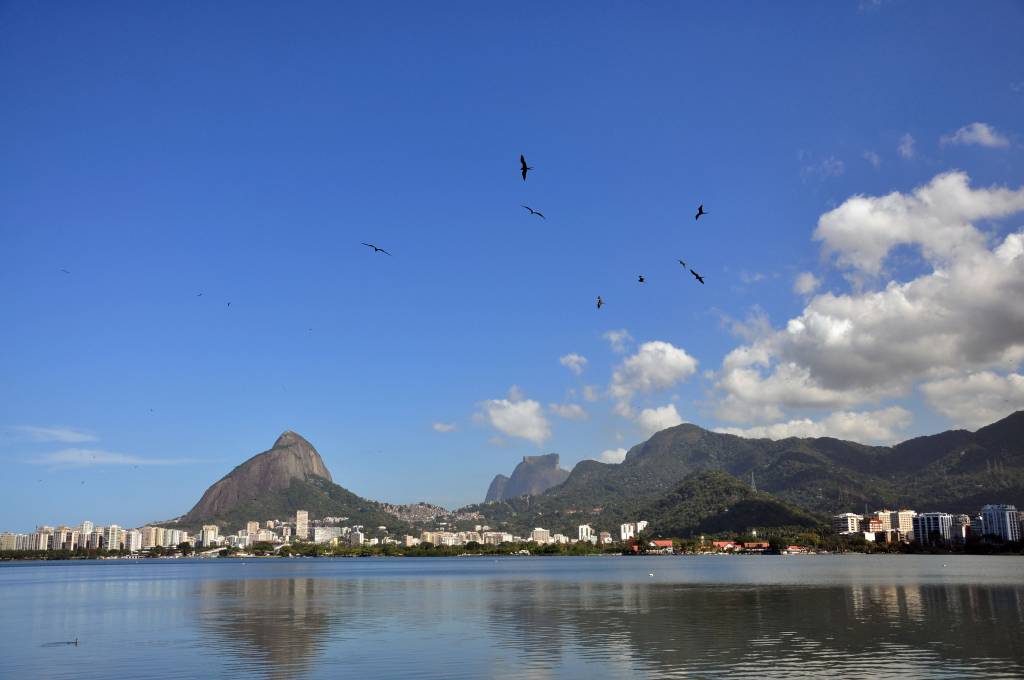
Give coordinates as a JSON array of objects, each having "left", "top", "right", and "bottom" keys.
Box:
[{"left": 648, "top": 539, "right": 674, "bottom": 554}]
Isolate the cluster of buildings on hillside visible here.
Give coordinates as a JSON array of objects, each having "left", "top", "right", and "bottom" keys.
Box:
[
  {"left": 0, "top": 521, "right": 190, "bottom": 553},
  {"left": 833, "top": 504, "right": 1021, "bottom": 545}
]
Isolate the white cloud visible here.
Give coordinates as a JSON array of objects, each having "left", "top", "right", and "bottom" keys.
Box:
[
  {"left": 581, "top": 385, "right": 601, "bottom": 402},
  {"left": 921, "top": 372, "right": 1024, "bottom": 429},
  {"left": 432, "top": 422, "right": 457, "bottom": 433},
  {"left": 480, "top": 387, "right": 551, "bottom": 446},
  {"left": 793, "top": 272, "right": 821, "bottom": 296},
  {"left": 610, "top": 341, "right": 698, "bottom": 415},
  {"left": 801, "top": 155, "right": 845, "bottom": 179},
  {"left": 716, "top": 406, "right": 911, "bottom": 445},
  {"left": 898, "top": 133, "right": 915, "bottom": 158},
  {"left": 32, "top": 448, "right": 196, "bottom": 467},
  {"left": 740, "top": 271, "right": 767, "bottom": 284},
  {"left": 559, "top": 353, "right": 588, "bottom": 376},
  {"left": 636, "top": 404, "right": 684, "bottom": 438},
  {"left": 715, "top": 172, "right": 1024, "bottom": 426},
  {"left": 603, "top": 329, "right": 633, "bottom": 354},
  {"left": 597, "top": 448, "right": 627, "bottom": 464},
  {"left": 940, "top": 122, "right": 1010, "bottom": 148},
  {"left": 12, "top": 426, "right": 98, "bottom": 443},
  {"left": 863, "top": 151, "right": 881, "bottom": 168},
  {"left": 548, "top": 403, "right": 588, "bottom": 421}
]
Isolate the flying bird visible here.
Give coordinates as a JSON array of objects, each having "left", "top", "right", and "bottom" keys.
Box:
[
  {"left": 227, "top": 302, "right": 231, "bottom": 307},
  {"left": 690, "top": 269, "right": 705, "bottom": 284},
  {"left": 60, "top": 269, "right": 71, "bottom": 274},
  {"left": 196, "top": 292, "right": 203, "bottom": 297},
  {"left": 695, "top": 204, "right": 706, "bottom": 220},
  {"left": 638, "top": 275, "right": 645, "bottom": 283},
  {"left": 521, "top": 205, "right": 545, "bottom": 219},
  {"left": 677, "top": 259, "right": 686, "bottom": 268},
  {"left": 361, "top": 242, "right": 392, "bottom": 256},
  {"left": 520, "top": 154, "right": 533, "bottom": 181},
  {"left": 596, "top": 296, "right": 604, "bottom": 309}
]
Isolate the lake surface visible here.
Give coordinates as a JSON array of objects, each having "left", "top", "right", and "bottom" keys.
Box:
[{"left": 1, "top": 555, "right": 1022, "bottom": 679}]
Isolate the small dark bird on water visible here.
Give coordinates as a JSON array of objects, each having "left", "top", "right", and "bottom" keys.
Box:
[
  {"left": 690, "top": 269, "right": 705, "bottom": 284},
  {"left": 521, "top": 205, "right": 545, "bottom": 219},
  {"left": 695, "top": 204, "right": 706, "bottom": 220},
  {"left": 638, "top": 275, "right": 645, "bottom": 283},
  {"left": 361, "top": 242, "right": 392, "bottom": 256},
  {"left": 520, "top": 154, "right": 533, "bottom": 181},
  {"left": 596, "top": 296, "right": 604, "bottom": 309}
]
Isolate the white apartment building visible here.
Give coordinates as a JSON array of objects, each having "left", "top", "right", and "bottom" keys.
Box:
[
  {"left": 295, "top": 511, "right": 309, "bottom": 540},
  {"left": 832, "top": 513, "right": 863, "bottom": 534},
  {"left": 889, "top": 510, "right": 917, "bottom": 539},
  {"left": 200, "top": 525, "right": 220, "bottom": 547},
  {"left": 980, "top": 504, "right": 1021, "bottom": 542},
  {"left": 619, "top": 521, "right": 649, "bottom": 542},
  {"left": 530, "top": 528, "right": 551, "bottom": 544},
  {"left": 578, "top": 525, "right": 596, "bottom": 544},
  {"left": 314, "top": 526, "right": 343, "bottom": 544},
  {"left": 125, "top": 529, "right": 143, "bottom": 553}
]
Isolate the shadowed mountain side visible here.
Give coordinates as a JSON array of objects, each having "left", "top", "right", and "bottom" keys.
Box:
[{"left": 484, "top": 454, "right": 570, "bottom": 502}]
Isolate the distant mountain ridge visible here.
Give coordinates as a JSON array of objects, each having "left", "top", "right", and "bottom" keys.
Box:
[
  {"left": 465, "top": 411, "right": 1024, "bottom": 535},
  {"left": 484, "top": 454, "right": 570, "bottom": 501}
]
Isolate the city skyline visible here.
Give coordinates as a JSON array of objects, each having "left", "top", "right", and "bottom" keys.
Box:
[{"left": 3, "top": 3, "right": 1024, "bottom": 529}]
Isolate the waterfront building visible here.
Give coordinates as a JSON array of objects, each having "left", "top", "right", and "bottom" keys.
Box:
[
  {"left": 871, "top": 510, "right": 894, "bottom": 531},
  {"left": 0, "top": 532, "right": 20, "bottom": 550},
  {"left": 599, "top": 531, "right": 612, "bottom": 544},
  {"left": 980, "top": 504, "right": 1021, "bottom": 542},
  {"left": 314, "top": 526, "right": 343, "bottom": 544},
  {"left": 402, "top": 535, "right": 420, "bottom": 547},
  {"left": 619, "top": 521, "right": 648, "bottom": 542},
  {"left": 952, "top": 514, "right": 972, "bottom": 542},
  {"left": 295, "top": 510, "right": 309, "bottom": 540},
  {"left": 33, "top": 527, "right": 54, "bottom": 550},
  {"left": 80, "top": 521, "right": 93, "bottom": 537},
  {"left": 246, "top": 521, "right": 260, "bottom": 537},
  {"left": 832, "top": 513, "right": 863, "bottom": 534},
  {"left": 105, "top": 525, "right": 122, "bottom": 551},
  {"left": 153, "top": 526, "right": 165, "bottom": 548},
  {"left": 530, "top": 528, "right": 551, "bottom": 544},
  {"left": 912, "top": 513, "right": 953, "bottom": 546},
  {"left": 53, "top": 526, "right": 74, "bottom": 551},
  {"left": 349, "top": 530, "right": 364, "bottom": 546},
  {"left": 256, "top": 529, "right": 278, "bottom": 543},
  {"left": 142, "top": 526, "right": 158, "bottom": 549},
  {"left": 889, "top": 510, "right": 917, "bottom": 540},
  {"left": 200, "top": 525, "right": 220, "bottom": 547},
  {"left": 552, "top": 533, "right": 569, "bottom": 544},
  {"left": 481, "top": 531, "right": 513, "bottom": 545},
  {"left": 578, "top": 524, "right": 596, "bottom": 544},
  {"left": 282, "top": 525, "right": 292, "bottom": 541},
  {"left": 125, "top": 529, "right": 143, "bottom": 553}
]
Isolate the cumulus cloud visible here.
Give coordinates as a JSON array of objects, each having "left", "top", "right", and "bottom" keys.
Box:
[
  {"left": 432, "top": 422, "right": 457, "bottom": 433},
  {"left": 11, "top": 426, "right": 97, "bottom": 443},
  {"left": 479, "top": 387, "right": 551, "bottom": 446},
  {"left": 610, "top": 341, "right": 698, "bottom": 415},
  {"left": 863, "top": 151, "right": 881, "bottom": 168},
  {"left": 582, "top": 385, "right": 601, "bottom": 402},
  {"left": 921, "top": 372, "right": 1024, "bottom": 429},
  {"left": 793, "top": 272, "right": 821, "bottom": 296},
  {"left": 32, "top": 448, "right": 196, "bottom": 467},
  {"left": 549, "top": 403, "right": 588, "bottom": 421},
  {"left": 636, "top": 404, "right": 684, "bottom": 438},
  {"left": 715, "top": 172, "right": 1024, "bottom": 426},
  {"left": 898, "top": 133, "right": 915, "bottom": 158},
  {"left": 597, "top": 448, "right": 627, "bottom": 464},
  {"left": 715, "top": 406, "right": 911, "bottom": 444},
  {"left": 559, "top": 353, "right": 588, "bottom": 376},
  {"left": 940, "top": 122, "right": 1010, "bottom": 148},
  {"left": 603, "top": 329, "right": 633, "bottom": 354}
]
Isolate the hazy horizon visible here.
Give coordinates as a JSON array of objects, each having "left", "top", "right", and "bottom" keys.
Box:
[{"left": 3, "top": 2, "right": 1024, "bottom": 531}]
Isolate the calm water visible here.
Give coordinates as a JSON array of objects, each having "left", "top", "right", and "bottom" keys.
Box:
[{"left": 2, "top": 555, "right": 1023, "bottom": 679}]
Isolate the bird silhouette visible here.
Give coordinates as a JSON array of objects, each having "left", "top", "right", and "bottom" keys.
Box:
[
  {"left": 678, "top": 259, "right": 686, "bottom": 268},
  {"left": 520, "top": 154, "right": 533, "bottom": 181},
  {"left": 227, "top": 302, "right": 231, "bottom": 307},
  {"left": 690, "top": 269, "right": 705, "bottom": 284},
  {"left": 60, "top": 269, "right": 71, "bottom": 274},
  {"left": 638, "top": 275, "right": 645, "bottom": 283},
  {"left": 596, "top": 296, "right": 604, "bottom": 309},
  {"left": 196, "top": 292, "right": 203, "bottom": 297},
  {"left": 521, "top": 205, "right": 545, "bottom": 219},
  {"left": 361, "top": 242, "right": 392, "bottom": 256},
  {"left": 695, "top": 204, "right": 706, "bottom": 220}
]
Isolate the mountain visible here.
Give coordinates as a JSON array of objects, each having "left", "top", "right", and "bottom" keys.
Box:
[
  {"left": 638, "top": 470, "right": 822, "bottom": 537},
  {"left": 462, "top": 411, "right": 1024, "bottom": 535},
  {"left": 484, "top": 454, "right": 570, "bottom": 501},
  {"left": 174, "top": 431, "right": 407, "bottom": 533}
]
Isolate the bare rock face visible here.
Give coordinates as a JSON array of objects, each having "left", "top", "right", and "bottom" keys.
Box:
[
  {"left": 484, "top": 454, "right": 569, "bottom": 502},
  {"left": 183, "top": 431, "right": 332, "bottom": 522}
]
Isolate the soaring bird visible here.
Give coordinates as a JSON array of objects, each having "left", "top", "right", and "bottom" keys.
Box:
[
  {"left": 227, "top": 302, "right": 231, "bottom": 307},
  {"left": 690, "top": 269, "right": 705, "bottom": 284},
  {"left": 695, "top": 204, "right": 706, "bottom": 220},
  {"left": 196, "top": 292, "right": 203, "bottom": 297},
  {"left": 520, "top": 154, "right": 533, "bottom": 181},
  {"left": 638, "top": 275, "right": 645, "bottom": 283},
  {"left": 596, "top": 296, "right": 604, "bottom": 309},
  {"left": 60, "top": 269, "right": 71, "bottom": 274},
  {"left": 521, "top": 205, "right": 545, "bottom": 219},
  {"left": 361, "top": 242, "right": 392, "bottom": 256},
  {"left": 678, "top": 259, "right": 686, "bottom": 268}
]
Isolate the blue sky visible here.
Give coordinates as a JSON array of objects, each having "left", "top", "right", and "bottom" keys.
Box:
[{"left": 2, "top": 2, "right": 1023, "bottom": 531}]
